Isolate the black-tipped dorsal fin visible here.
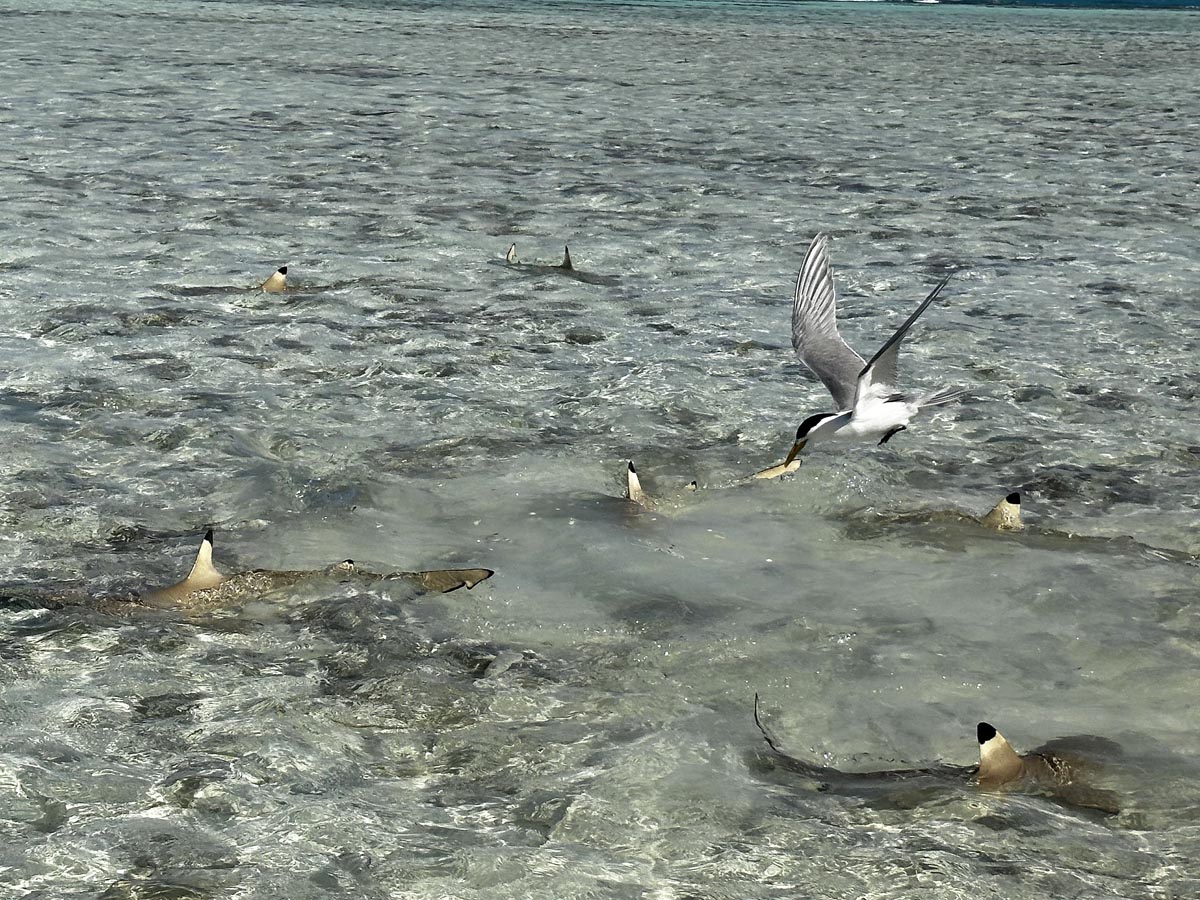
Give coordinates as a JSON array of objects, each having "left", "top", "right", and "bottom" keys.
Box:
[
  {"left": 976, "top": 722, "right": 1025, "bottom": 786},
  {"left": 141, "top": 528, "right": 226, "bottom": 607},
  {"left": 185, "top": 528, "right": 225, "bottom": 588},
  {"left": 561, "top": 246, "right": 574, "bottom": 270},
  {"left": 979, "top": 492, "right": 1023, "bottom": 531},
  {"left": 625, "top": 461, "right": 648, "bottom": 506},
  {"left": 505, "top": 242, "right": 517, "bottom": 264},
  {"left": 260, "top": 266, "right": 288, "bottom": 293}
]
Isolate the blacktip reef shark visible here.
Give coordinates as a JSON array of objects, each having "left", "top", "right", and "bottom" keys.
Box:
[
  {"left": 753, "top": 695, "right": 1122, "bottom": 816},
  {"left": 624, "top": 461, "right": 1023, "bottom": 535},
  {"left": 623, "top": 461, "right": 697, "bottom": 513},
  {"left": 502, "top": 243, "right": 619, "bottom": 286},
  {"left": 844, "top": 490, "right": 1200, "bottom": 564},
  {"left": 842, "top": 492, "right": 1026, "bottom": 534},
  {"left": 260, "top": 265, "right": 288, "bottom": 293},
  {"left": 2, "top": 529, "right": 493, "bottom": 616},
  {"left": 781, "top": 233, "right": 963, "bottom": 464}
]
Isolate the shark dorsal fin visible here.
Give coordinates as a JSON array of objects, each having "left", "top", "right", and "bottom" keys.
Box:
[
  {"left": 142, "top": 528, "right": 226, "bottom": 607},
  {"left": 626, "top": 461, "right": 648, "bottom": 506},
  {"left": 561, "top": 246, "right": 574, "bottom": 270},
  {"left": 505, "top": 243, "right": 518, "bottom": 264},
  {"left": 977, "top": 722, "right": 1025, "bottom": 786},
  {"left": 260, "top": 266, "right": 288, "bottom": 293},
  {"left": 185, "top": 528, "right": 225, "bottom": 589},
  {"left": 980, "top": 491, "right": 1022, "bottom": 531}
]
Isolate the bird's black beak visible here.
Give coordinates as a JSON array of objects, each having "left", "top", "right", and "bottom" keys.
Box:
[{"left": 783, "top": 439, "right": 806, "bottom": 466}]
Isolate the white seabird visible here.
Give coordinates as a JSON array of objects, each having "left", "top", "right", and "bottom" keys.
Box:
[{"left": 784, "top": 234, "right": 962, "bottom": 464}]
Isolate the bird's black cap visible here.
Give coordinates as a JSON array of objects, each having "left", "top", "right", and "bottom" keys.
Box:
[
  {"left": 977, "top": 722, "right": 997, "bottom": 744},
  {"left": 796, "top": 412, "right": 835, "bottom": 440},
  {"left": 203, "top": 528, "right": 214, "bottom": 543},
  {"left": 1006, "top": 492, "right": 1020, "bottom": 505},
  {"left": 628, "top": 462, "right": 637, "bottom": 473},
  {"left": 278, "top": 266, "right": 288, "bottom": 274}
]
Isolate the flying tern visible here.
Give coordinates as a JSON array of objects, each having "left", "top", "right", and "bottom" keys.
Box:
[{"left": 783, "top": 234, "right": 961, "bottom": 464}]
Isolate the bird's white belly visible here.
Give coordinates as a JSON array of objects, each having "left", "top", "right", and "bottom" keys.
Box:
[{"left": 840, "top": 401, "right": 914, "bottom": 441}]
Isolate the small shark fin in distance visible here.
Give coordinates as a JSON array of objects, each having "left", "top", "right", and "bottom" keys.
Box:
[
  {"left": 625, "top": 461, "right": 648, "bottom": 506},
  {"left": 980, "top": 492, "right": 1023, "bottom": 531},
  {"left": 561, "top": 246, "right": 574, "bottom": 270},
  {"left": 505, "top": 243, "right": 518, "bottom": 264},
  {"left": 976, "top": 722, "right": 1026, "bottom": 787},
  {"left": 260, "top": 265, "right": 288, "bottom": 293}
]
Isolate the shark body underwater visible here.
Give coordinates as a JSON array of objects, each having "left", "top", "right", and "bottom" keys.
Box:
[
  {"left": 1, "top": 530, "right": 494, "bottom": 616},
  {"left": 752, "top": 696, "right": 1122, "bottom": 816},
  {"left": 502, "top": 243, "right": 619, "bottom": 286}
]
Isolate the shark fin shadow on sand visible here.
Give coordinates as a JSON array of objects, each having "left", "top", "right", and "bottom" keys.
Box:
[
  {"left": 751, "top": 695, "right": 1123, "bottom": 817},
  {"left": 501, "top": 243, "right": 619, "bottom": 286},
  {"left": 1, "top": 529, "right": 494, "bottom": 617}
]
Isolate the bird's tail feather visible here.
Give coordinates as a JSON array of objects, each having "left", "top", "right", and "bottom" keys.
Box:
[{"left": 918, "top": 386, "right": 966, "bottom": 409}]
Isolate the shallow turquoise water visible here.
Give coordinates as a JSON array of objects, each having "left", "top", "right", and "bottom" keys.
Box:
[{"left": 1, "top": 1, "right": 1199, "bottom": 897}]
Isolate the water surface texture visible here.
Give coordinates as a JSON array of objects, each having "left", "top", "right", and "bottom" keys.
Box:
[{"left": 2, "top": 1, "right": 1199, "bottom": 897}]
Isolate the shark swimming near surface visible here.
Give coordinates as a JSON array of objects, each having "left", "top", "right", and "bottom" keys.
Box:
[
  {"left": 752, "top": 695, "right": 1122, "bottom": 816},
  {"left": 843, "top": 491, "right": 1199, "bottom": 564},
  {"left": 502, "top": 243, "right": 619, "bottom": 286},
  {"left": 622, "top": 461, "right": 697, "bottom": 513},
  {"left": 622, "top": 460, "right": 1024, "bottom": 537},
  {"left": 1, "top": 529, "right": 494, "bottom": 616}
]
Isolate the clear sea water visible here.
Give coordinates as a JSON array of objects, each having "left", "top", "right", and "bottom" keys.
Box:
[{"left": 2, "top": 0, "right": 1199, "bottom": 897}]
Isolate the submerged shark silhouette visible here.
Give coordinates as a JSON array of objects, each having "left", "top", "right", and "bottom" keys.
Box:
[
  {"left": 142, "top": 529, "right": 494, "bottom": 613},
  {"left": 844, "top": 491, "right": 1199, "bottom": 565},
  {"left": 502, "top": 243, "right": 619, "bottom": 286},
  {"left": 846, "top": 492, "right": 1023, "bottom": 532},
  {"left": 2, "top": 530, "right": 494, "bottom": 616},
  {"left": 752, "top": 695, "right": 1121, "bottom": 816},
  {"left": 622, "top": 462, "right": 1023, "bottom": 538}
]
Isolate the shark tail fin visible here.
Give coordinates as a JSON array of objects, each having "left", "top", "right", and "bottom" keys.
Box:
[
  {"left": 561, "top": 246, "right": 574, "bottom": 270},
  {"left": 505, "top": 243, "right": 518, "bottom": 264},
  {"left": 753, "top": 693, "right": 793, "bottom": 758},
  {"left": 185, "top": 528, "right": 225, "bottom": 588},
  {"left": 980, "top": 492, "right": 1022, "bottom": 531},
  {"left": 976, "top": 722, "right": 1025, "bottom": 786}
]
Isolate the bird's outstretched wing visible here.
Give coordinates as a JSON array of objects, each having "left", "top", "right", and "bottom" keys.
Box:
[
  {"left": 853, "top": 272, "right": 952, "bottom": 407},
  {"left": 791, "top": 234, "right": 867, "bottom": 412}
]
